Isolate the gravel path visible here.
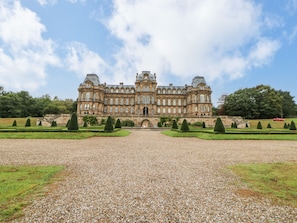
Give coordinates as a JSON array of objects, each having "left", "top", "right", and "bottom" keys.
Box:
[{"left": 1, "top": 130, "right": 297, "bottom": 222}]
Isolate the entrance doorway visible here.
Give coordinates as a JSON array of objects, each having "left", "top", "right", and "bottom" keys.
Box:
[
  {"left": 141, "top": 119, "right": 151, "bottom": 128},
  {"left": 143, "top": 107, "right": 148, "bottom": 116}
]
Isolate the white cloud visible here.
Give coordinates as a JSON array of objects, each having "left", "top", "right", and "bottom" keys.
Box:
[
  {"left": 36, "top": 0, "right": 57, "bottom": 6},
  {"left": 248, "top": 38, "right": 280, "bottom": 68},
  {"left": 36, "top": 0, "right": 85, "bottom": 6},
  {"left": 0, "top": 1, "right": 60, "bottom": 91},
  {"left": 287, "top": 0, "right": 297, "bottom": 13},
  {"left": 286, "top": 26, "right": 297, "bottom": 43},
  {"left": 103, "top": 0, "right": 280, "bottom": 84},
  {"left": 65, "top": 42, "right": 110, "bottom": 82}
]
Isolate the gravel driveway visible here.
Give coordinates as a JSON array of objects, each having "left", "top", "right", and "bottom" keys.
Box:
[{"left": 1, "top": 130, "right": 297, "bottom": 222}]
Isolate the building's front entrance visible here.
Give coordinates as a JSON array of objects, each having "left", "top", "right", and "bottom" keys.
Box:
[{"left": 141, "top": 119, "right": 151, "bottom": 128}]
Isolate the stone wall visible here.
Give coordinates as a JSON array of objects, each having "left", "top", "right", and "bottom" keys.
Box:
[{"left": 41, "top": 114, "right": 246, "bottom": 128}]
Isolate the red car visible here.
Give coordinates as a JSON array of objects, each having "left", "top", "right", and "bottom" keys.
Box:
[{"left": 273, "top": 118, "right": 284, "bottom": 121}]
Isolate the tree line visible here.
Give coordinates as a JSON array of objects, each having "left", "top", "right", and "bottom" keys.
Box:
[
  {"left": 217, "top": 85, "right": 297, "bottom": 119},
  {"left": 0, "top": 88, "right": 77, "bottom": 118}
]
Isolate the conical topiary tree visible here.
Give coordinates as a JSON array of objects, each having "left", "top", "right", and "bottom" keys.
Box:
[
  {"left": 231, "top": 122, "right": 234, "bottom": 128},
  {"left": 172, "top": 120, "right": 178, "bottom": 130},
  {"left": 115, "top": 119, "right": 121, "bottom": 128},
  {"left": 267, "top": 123, "right": 272, "bottom": 128},
  {"left": 66, "top": 119, "right": 70, "bottom": 127},
  {"left": 68, "top": 113, "right": 79, "bottom": 131},
  {"left": 257, "top": 121, "right": 262, "bottom": 129},
  {"left": 214, "top": 117, "right": 225, "bottom": 133},
  {"left": 289, "top": 120, "right": 296, "bottom": 130},
  {"left": 202, "top": 121, "right": 206, "bottom": 128},
  {"left": 51, "top": 121, "right": 55, "bottom": 127},
  {"left": 12, "top": 120, "right": 17, "bottom": 127},
  {"left": 180, "top": 119, "right": 189, "bottom": 132},
  {"left": 234, "top": 122, "right": 238, "bottom": 128},
  {"left": 25, "top": 118, "right": 31, "bottom": 127},
  {"left": 38, "top": 121, "right": 42, "bottom": 126},
  {"left": 104, "top": 116, "right": 114, "bottom": 132},
  {"left": 283, "top": 123, "right": 288, "bottom": 129},
  {"left": 83, "top": 121, "right": 88, "bottom": 127}
]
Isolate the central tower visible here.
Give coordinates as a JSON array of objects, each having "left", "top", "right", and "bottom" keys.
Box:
[{"left": 134, "top": 71, "right": 157, "bottom": 117}]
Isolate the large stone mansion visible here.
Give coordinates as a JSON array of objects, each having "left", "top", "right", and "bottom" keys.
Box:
[{"left": 77, "top": 71, "right": 212, "bottom": 121}]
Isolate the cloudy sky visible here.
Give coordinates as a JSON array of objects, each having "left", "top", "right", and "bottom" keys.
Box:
[{"left": 0, "top": 0, "right": 297, "bottom": 105}]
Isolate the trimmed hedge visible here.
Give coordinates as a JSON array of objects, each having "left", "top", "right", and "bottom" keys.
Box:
[
  {"left": 214, "top": 117, "right": 225, "bottom": 133},
  {"left": 68, "top": 113, "right": 79, "bottom": 131},
  {"left": 115, "top": 119, "right": 121, "bottom": 128},
  {"left": 172, "top": 120, "right": 178, "bottom": 129},
  {"left": 25, "top": 118, "right": 31, "bottom": 127},
  {"left": 290, "top": 120, "right": 296, "bottom": 130},
  {"left": 104, "top": 116, "right": 114, "bottom": 132},
  {"left": 180, "top": 119, "right": 189, "bottom": 132},
  {"left": 257, "top": 121, "right": 262, "bottom": 129}
]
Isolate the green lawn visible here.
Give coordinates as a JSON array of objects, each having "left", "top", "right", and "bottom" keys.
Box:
[
  {"left": 162, "top": 129, "right": 297, "bottom": 140},
  {"left": 228, "top": 163, "right": 297, "bottom": 207},
  {"left": 0, "top": 166, "right": 64, "bottom": 222},
  {"left": 0, "top": 129, "right": 130, "bottom": 139}
]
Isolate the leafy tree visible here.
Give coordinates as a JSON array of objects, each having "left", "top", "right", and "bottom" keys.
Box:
[
  {"left": 157, "top": 122, "right": 162, "bottom": 127},
  {"left": 115, "top": 119, "right": 121, "bottom": 128},
  {"left": 68, "top": 113, "right": 79, "bottom": 131},
  {"left": 104, "top": 116, "right": 114, "bottom": 132},
  {"left": 25, "top": 118, "right": 31, "bottom": 127},
  {"left": 257, "top": 121, "right": 262, "bottom": 129},
  {"left": 180, "top": 119, "right": 189, "bottom": 132},
  {"left": 267, "top": 123, "right": 272, "bottom": 128},
  {"left": 278, "top": 90, "right": 296, "bottom": 117},
  {"left": 0, "top": 90, "right": 76, "bottom": 118},
  {"left": 224, "top": 85, "right": 283, "bottom": 119},
  {"left": 12, "top": 120, "right": 17, "bottom": 126},
  {"left": 289, "top": 120, "right": 296, "bottom": 130},
  {"left": 82, "top": 116, "right": 98, "bottom": 126},
  {"left": 172, "top": 120, "right": 178, "bottom": 129},
  {"left": 214, "top": 117, "right": 225, "bottom": 133},
  {"left": 100, "top": 119, "right": 106, "bottom": 125}
]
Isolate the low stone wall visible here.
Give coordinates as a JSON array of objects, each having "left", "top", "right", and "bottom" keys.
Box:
[{"left": 41, "top": 114, "right": 246, "bottom": 128}]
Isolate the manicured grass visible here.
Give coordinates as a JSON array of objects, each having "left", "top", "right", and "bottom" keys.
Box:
[
  {"left": 162, "top": 129, "right": 297, "bottom": 140},
  {"left": 228, "top": 163, "right": 297, "bottom": 207},
  {"left": 248, "top": 118, "right": 297, "bottom": 129},
  {"left": 0, "top": 118, "right": 39, "bottom": 127},
  {"left": 0, "top": 129, "right": 130, "bottom": 139},
  {"left": 0, "top": 166, "right": 64, "bottom": 222}
]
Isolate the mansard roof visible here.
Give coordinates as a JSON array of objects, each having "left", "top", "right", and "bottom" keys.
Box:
[
  {"left": 191, "top": 76, "right": 207, "bottom": 88},
  {"left": 136, "top": 71, "right": 156, "bottom": 81},
  {"left": 83, "top": 74, "right": 100, "bottom": 86}
]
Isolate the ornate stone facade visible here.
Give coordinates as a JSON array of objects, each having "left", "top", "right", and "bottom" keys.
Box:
[{"left": 77, "top": 71, "right": 212, "bottom": 118}]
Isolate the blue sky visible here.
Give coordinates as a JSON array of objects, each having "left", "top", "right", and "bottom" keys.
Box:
[{"left": 0, "top": 0, "right": 297, "bottom": 106}]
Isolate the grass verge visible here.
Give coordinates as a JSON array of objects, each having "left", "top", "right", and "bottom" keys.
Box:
[
  {"left": 162, "top": 129, "right": 297, "bottom": 140},
  {"left": 0, "top": 129, "right": 130, "bottom": 139},
  {"left": 0, "top": 165, "right": 64, "bottom": 222},
  {"left": 228, "top": 163, "right": 297, "bottom": 207}
]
